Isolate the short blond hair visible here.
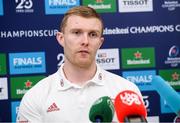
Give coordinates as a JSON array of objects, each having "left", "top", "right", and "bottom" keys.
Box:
[{"left": 60, "top": 6, "right": 104, "bottom": 35}]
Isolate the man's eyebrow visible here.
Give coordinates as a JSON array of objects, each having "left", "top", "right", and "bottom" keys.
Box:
[
  {"left": 69, "top": 28, "right": 82, "bottom": 31},
  {"left": 70, "top": 28, "right": 101, "bottom": 33},
  {"left": 88, "top": 29, "right": 101, "bottom": 34}
]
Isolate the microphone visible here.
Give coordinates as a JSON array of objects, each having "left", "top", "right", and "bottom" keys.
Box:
[
  {"left": 114, "top": 90, "right": 147, "bottom": 122},
  {"left": 152, "top": 75, "right": 180, "bottom": 116},
  {"left": 89, "top": 96, "right": 115, "bottom": 123}
]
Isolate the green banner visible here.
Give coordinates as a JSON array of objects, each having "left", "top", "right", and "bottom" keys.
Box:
[
  {"left": 83, "top": 0, "right": 116, "bottom": 13},
  {"left": 121, "top": 47, "right": 155, "bottom": 69},
  {"left": 159, "top": 69, "right": 180, "bottom": 90},
  {"left": 0, "top": 53, "right": 7, "bottom": 75},
  {"left": 10, "top": 75, "right": 45, "bottom": 99}
]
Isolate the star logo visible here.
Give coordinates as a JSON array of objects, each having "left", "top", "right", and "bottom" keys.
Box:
[
  {"left": 134, "top": 51, "right": 142, "bottom": 59},
  {"left": 25, "top": 80, "right": 32, "bottom": 88},
  {"left": 96, "top": 0, "right": 103, "bottom": 3},
  {"left": 172, "top": 72, "right": 179, "bottom": 81}
]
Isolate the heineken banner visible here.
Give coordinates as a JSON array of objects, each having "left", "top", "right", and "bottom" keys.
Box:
[{"left": 0, "top": 0, "right": 180, "bottom": 122}]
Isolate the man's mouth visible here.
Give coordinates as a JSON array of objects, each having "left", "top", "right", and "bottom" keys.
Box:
[{"left": 79, "top": 50, "right": 89, "bottom": 54}]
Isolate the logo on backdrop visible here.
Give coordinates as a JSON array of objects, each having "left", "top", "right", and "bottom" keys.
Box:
[
  {"left": 103, "top": 24, "right": 180, "bottom": 35},
  {"left": 174, "top": 115, "right": 180, "bottom": 123},
  {"left": 143, "top": 96, "right": 150, "bottom": 111},
  {"left": 165, "top": 45, "right": 180, "bottom": 67},
  {"left": 0, "top": 0, "right": 3, "bottom": 16},
  {"left": 159, "top": 69, "right": 180, "bottom": 90},
  {"left": 0, "top": 78, "right": 8, "bottom": 100},
  {"left": 57, "top": 53, "right": 65, "bottom": 69},
  {"left": 161, "top": 0, "right": 180, "bottom": 11},
  {"left": 121, "top": 47, "right": 155, "bottom": 69},
  {"left": 0, "top": 29, "right": 58, "bottom": 38},
  {"left": 0, "top": 53, "right": 7, "bottom": 75},
  {"left": 141, "top": 91, "right": 160, "bottom": 115},
  {"left": 15, "top": 0, "right": 34, "bottom": 13},
  {"left": 9, "top": 52, "right": 46, "bottom": 75},
  {"left": 10, "top": 75, "right": 45, "bottom": 99},
  {"left": 82, "top": 0, "right": 116, "bottom": 13},
  {"left": 11, "top": 101, "right": 20, "bottom": 122},
  {"left": 118, "top": 0, "right": 153, "bottom": 13},
  {"left": 96, "top": 48, "right": 120, "bottom": 70},
  {"left": 45, "top": 0, "right": 80, "bottom": 14},
  {"left": 122, "top": 70, "right": 156, "bottom": 91}
]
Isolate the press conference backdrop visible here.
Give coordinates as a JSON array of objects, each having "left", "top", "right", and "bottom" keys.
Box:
[{"left": 0, "top": 0, "right": 180, "bottom": 122}]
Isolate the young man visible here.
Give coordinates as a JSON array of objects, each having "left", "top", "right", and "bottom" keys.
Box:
[{"left": 17, "top": 6, "right": 143, "bottom": 122}]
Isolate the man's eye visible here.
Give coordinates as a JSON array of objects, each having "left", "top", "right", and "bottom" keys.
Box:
[
  {"left": 89, "top": 32, "right": 98, "bottom": 38},
  {"left": 73, "top": 31, "right": 81, "bottom": 35}
]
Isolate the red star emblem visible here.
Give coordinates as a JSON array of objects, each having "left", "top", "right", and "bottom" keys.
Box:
[
  {"left": 96, "top": 0, "right": 103, "bottom": 3},
  {"left": 25, "top": 80, "right": 32, "bottom": 88},
  {"left": 172, "top": 72, "right": 179, "bottom": 81},
  {"left": 134, "top": 51, "right": 142, "bottom": 59}
]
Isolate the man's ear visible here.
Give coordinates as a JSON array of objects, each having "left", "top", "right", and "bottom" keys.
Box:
[
  {"left": 56, "top": 32, "right": 64, "bottom": 47},
  {"left": 99, "top": 37, "right": 104, "bottom": 49}
]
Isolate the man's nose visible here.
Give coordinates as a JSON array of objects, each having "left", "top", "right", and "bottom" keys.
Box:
[{"left": 81, "top": 33, "right": 89, "bottom": 46}]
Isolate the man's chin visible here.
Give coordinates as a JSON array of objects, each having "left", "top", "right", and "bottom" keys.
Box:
[{"left": 76, "top": 61, "right": 93, "bottom": 68}]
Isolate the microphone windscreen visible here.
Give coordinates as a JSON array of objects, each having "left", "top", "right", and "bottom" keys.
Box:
[
  {"left": 89, "top": 96, "right": 114, "bottom": 122},
  {"left": 114, "top": 90, "right": 147, "bottom": 122},
  {"left": 152, "top": 75, "right": 180, "bottom": 115}
]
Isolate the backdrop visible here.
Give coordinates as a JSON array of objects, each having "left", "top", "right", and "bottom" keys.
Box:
[{"left": 0, "top": 0, "right": 180, "bottom": 122}]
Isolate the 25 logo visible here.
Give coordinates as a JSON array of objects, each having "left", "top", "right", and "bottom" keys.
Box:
[
  {"left": 143, "top": 95, "right": 150, "bottom": 112},
  {"left": 57, "top": 53, "right": 64, "bottom": 69},
  {"left": 15, "top": 0, "right": 33, "bottom": 9},
  {"left": 143, "top": 96, "right": 149, "bottom": 108}
]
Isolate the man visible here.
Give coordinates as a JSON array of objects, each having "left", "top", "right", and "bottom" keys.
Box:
[{"left": 17, "top": 6, "right": 143, "bottom": 122}]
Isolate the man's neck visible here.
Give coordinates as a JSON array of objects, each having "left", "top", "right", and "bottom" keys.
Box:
[{"left": 62, "top": 62, "right": 97, "bottom": 86}]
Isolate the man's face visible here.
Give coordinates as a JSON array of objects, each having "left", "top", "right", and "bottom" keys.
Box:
[{"left": 57, "top": 15, "right": 104, "bottom": 68}]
